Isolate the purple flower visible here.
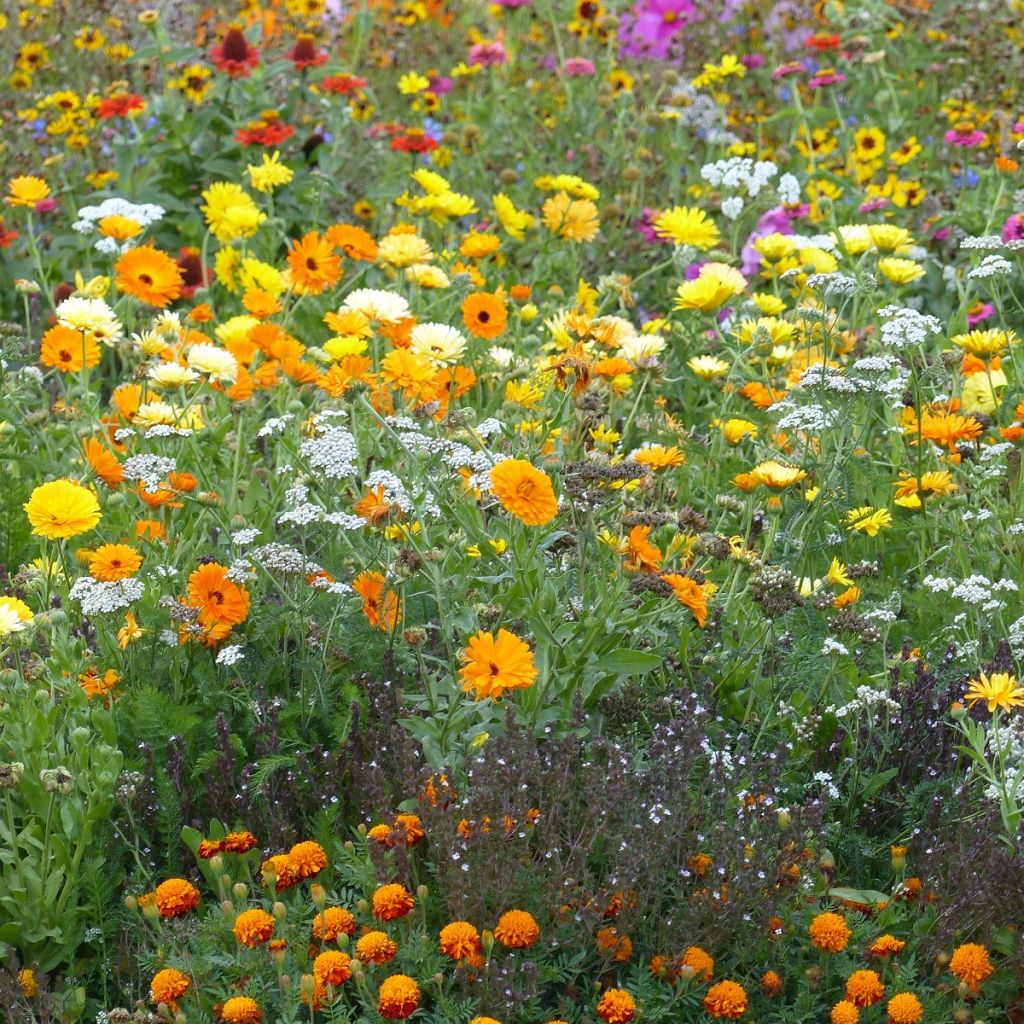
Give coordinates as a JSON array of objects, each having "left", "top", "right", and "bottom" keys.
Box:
[
  {"left": 740, "top": 206, "right": 796, "bottom": 276},
  {"left": 634, "top": 208, "right": 659, "bottom": 243},
  {"left": 468, "top": 42, "right": 507, "bottom": 66}
]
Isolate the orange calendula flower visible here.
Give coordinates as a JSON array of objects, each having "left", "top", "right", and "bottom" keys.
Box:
[
  {"left": 703, "top": 980, "right": 747, "bottom": 1019},
  {"left": 372, "top": 883, "right": 415, "bottom": 922},
  {"left": 187, "top": 563, "right": 250, "bottom": 627},
  {"left": 624, "top": 525, "right": 662, "bottom": 572},
  {"left": 490, "top": 459, "right": 558, "bottom": 525},
  {"left": 494, "top": 909, "right": 540, "bottom": 948},
  {"left": 459, "top": 628, "right": 538, "bottom": 700},
  {"left": 78, "top": 667, "right": 120, "bottom": 703},
  {"left": 661, "top": 573, "right": 710, "bottom": 627},
  {"left": 83, "top": 438, "right": 124, "bottom": 486},
  {"left": 116, "top": 244, "right": 184, "bottom": 307},
  {"left": 154, "top": 878, "right": 200, "bottom": 918},
  {"left": 88, "top": 543, "right": 142, "bottom": 582},
  {"left": 462, "top": 291, "right": 507, "bottom": 338},
  {"left": 287, "top": 231, "right": 342, "bottom": 295},
  {"left": 41, "top": 324, "right": 101, "bottom": 372},
  {"left": 352, "top": 570, "right": 401, "bottom": 630}
]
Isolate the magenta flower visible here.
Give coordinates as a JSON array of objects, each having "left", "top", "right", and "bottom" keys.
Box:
[
  {"left": 468, "top": 42, "right": 507, "bottom": 66},
  {"left": 967, "top": 302, "right": 994, "bottom": 327},
  {"left": 808, "top": 69, "right": 845, "bottom": 88},
  {"left": 562, "top": 57, "right": 596, "bottom": 76},
  {"left": 1002, "top": 213, "right": 1024, "bottom": 242},
  {"left": 945, "top": 128, "right": 987, "bottom": 148},
  {"left": 618, "top": 0, "right": 699, "bottom": 60}
]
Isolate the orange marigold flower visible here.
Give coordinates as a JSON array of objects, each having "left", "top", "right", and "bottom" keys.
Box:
[
  {"left": 949, "top": 943, "right": 993, "bottom": 992},
  {"left": 154, "top": 878, "right": 199, "bottom": 918},
  {"left": 313, "top": 950, "right": 351, "bottom": 987},
  {"left": 490, "top": 459, "right": 558, "bottom": 526},
  {"left": 220, "top": 995, "right": 262, "bottom": 1024},
  {"left": 494, "top": 909, "right": 540, "bottom": 949},
  {"left": 356, "top": 930, "right": 398, "bottom": 964},
  {"left": 288, "top": 231, "right": 342, "bottom": 295},
  {"left": 703, "top": 980, "right": 747, "bottom": 1019},
  {"left": 462, "top": 291, "right": 507, "bottom": 339},
  {"left": 234, "top": 908, "right": 275, "bottom": 947},
  {"left": 809, "top": 912, "right": 851, "bottom": 953},
  {"left": 459, "top": 628, "right": 538, "bottom": 700},
  {"left": 439, "top": 921, "right": 482, "bottom": 960},
  {"left": 596, "top": 988, "right": 636, "bottom": 1024},
  {"left": 372, "top": 883, "right": 415, "bottom": 922},
  {"left": 378, "top": 975, "right": 420, "bottom": 1018},
  {"left": 846, "top": 969, "right": 884, "bottom": 1007},
  {"left": 869, "top": 934, "right": 905, "bottom": 958},
  {"left": 115, "top": 244, "right": 184, "bottom": 308},
  {"left": 41, "top": 324, "right": 101, "bottom": 372},
  {"left": 831, "top": 1000, "right": 859, "bottom": 1024},
  {"left": 88, "top": 543, "right": 142, "bottom": 582},
  {"left": 681, "top": 945, "right": 714, "bottom": 981},
  {"left": 313, "top": 906, "right": 356, "bottom": 940},
  {"left": 596, "top": 926, "right": 632, "bottom": 962},
  {"left": 223, "top": 830, "right": 258, "bottom": 853},
  {"left": 261, "top": 853, "right": 300, "bottom": 891},
  {"left": 289, "top": 840, "right": 327, "bottom": 879},
  {"left": 761, "top": 970, "right": 782, "bottom": 996},
  {"left": 151, "top": 968, "right": 190, "bottom": 1007},
  {"left": 886, "top": 992, "right": 923, "bottom": 1024}
]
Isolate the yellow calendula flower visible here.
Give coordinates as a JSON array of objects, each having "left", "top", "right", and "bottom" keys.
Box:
[
  {"left": 845, "top": 505, "right": 892, "bottom": 536},
  {"left": 687, "top": 355, "right": 730, "bottom": 379},
  {"left": 246, "top": 151, "right": 293, "bottom": 193},
  {"left": 675, "top": 264, "right": 746, "bottom": 313},
  {"left": 653, "top": 206, "right": 720, "bottom": 249},
  {"left": 877, "top": 257, "right": 924, "bottom": 285},
  {"left": 965, "top": 672, "right": 1024, "bottom": 713}
]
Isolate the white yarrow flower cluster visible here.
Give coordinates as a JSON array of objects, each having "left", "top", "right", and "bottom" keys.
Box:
[
  {"left": 700, "top": 157, "right": 778, "bottom": 196},
  {"left": 69, "top": 577, "right": 145, "bottom": 617}
]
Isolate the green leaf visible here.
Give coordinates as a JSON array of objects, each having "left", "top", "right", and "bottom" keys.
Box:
[{"left": 598, "top": 649, "right": 662, "bottom": 675}]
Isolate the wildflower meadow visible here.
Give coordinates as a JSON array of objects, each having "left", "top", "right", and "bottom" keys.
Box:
[{"left": 3, "top": 0, "right": 1024, "bottom": 1021}]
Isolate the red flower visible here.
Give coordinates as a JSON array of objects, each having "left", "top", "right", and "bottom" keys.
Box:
[
  {"left": 390, "top": 130, "right": 438, "bottom": 154},
  {"left": 212, "top": 27, "right": 260, "bottom": 78},
  {"left": 283, "top": 34, "right": 328, "bottom": 70},
  {"left": 96, "top": 93, "right": 146, "bottom": 119},
  {"left": 321, "top": 73, "right": 368, "bottom": 95},
  {"left": 235, "top": 112, "right": 296, "bottom": 147},
  {"left": 177, "top": 247, "right": 209, "bottom": 298},
  {"left": 0, "top": 219, "right": 18, "bottom": 248}
]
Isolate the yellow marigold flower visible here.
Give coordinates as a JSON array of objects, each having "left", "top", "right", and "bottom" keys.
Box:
[
  {"left": 313, "top": 950, "right": 351, "bottom": 987},
  {"left": 154, "top": 878, "right": 200, "bottom": 918},
  {"left": 289, "top": 840, "right": 327, "bottom": 879},
  {"left": 18, "top": 968, "right": 38, "bottom": 999},
  {"left": 845, "top": 506, "right": 892, "bottom": 537},
  {"left": 439, "top": 920, "right": 482, "bottom": 960},
  {"left": 312, "top": 906, "right": 356, "bottom": 940},
  {"left": 653, "top": 206, "right": 720, "bottom": 249},
  {"left": 965, "top": 672, "right": 1024, "bottom": 713},
  {"left": 808, "top": 911, "right": 851, "bottom": 952},
  {"left": 150, "top": 968, "right": 189, "bottom": 1007},
  {"left": 24, "top": 479, "right": 102, "bottom": 540},
  {"left": 221, "top": 995, "right": 262, "bottom": 1024},
  {"left": 681, "top": 945, "right": 714, "bottom": 981}
]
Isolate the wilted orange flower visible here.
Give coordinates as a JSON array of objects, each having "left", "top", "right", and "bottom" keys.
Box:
[
  {"left": 490, "top": 459, "right": 558, "bottom": 526},
  {"left": 356, "top": 930, "right": 398, "bottom": 964},
  {"left": 352, "top": 570, "right": 401, "bottom": 630},
  {"left": 761, "top": 970, "right": 783, "bottom": 996},
  {"left": 288, "top": 231, "right": 342, "bottom": 295},
  {"left": 312, "top": 906, "right": 356, "bottom": 941},
  {"left": 440, "top": 921, "right": 482, "bottom": 960},
  {"left": 234, "top": 908, "right": 275, "bottom": 947},
  {"left": 703, "top": 980, "right": 747, "bottom": 1019},
  {"left": 459, "top": 628, "right": 538, "bottom": 700},
  {"left": 116, "top": 244, "right": 184, "bottom": 307},
  {"left": 372, "top": 883, "right": 415, "bottom": 922},
  {"left": 596, "top": 988, "right": 635, "bottom": 1024},
  {"left": 78, "top": 667, "right": 120, "bottom": 703},
  {"left": 596, "top": 927, "right": 633, "bottom": 962},
  {"left": 494, "top": 909, "right": 540, "bottom": 948},
  {"left": 154, "top": 878, "right": 200, "bottom": 918}
]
